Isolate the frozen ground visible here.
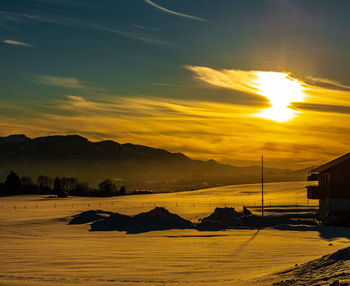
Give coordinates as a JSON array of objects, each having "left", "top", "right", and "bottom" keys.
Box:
[{"left": 0, "top": 181, "right": 349, "bottom": 285}]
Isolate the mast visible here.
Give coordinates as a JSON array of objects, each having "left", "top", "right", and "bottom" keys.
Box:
[{"left": 261, "top": 154, "right": 264, "bottom": 217}]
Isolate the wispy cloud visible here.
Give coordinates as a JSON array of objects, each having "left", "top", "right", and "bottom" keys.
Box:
[
  {"left": 305, "top": 76, "right": 350, "bottom": 90},
  {"left": 36, "top": 75, "right": 86, "bottom": 89},
  {"left": 131, "top": 23, "right": 160, "bottom": 32},
  {"left": 90, "top": 23, "right": 170, "bottom": 46},
  {"left": 143, "top": 0, "right": 206, "bottom": 22},
  {"left": 3, "top": 39, "right": 33, "bottom": 47},
  {"left": 152, "top": 82, "right": 186, "bottom": 88},
  {"left": 1, "top": 91, "right": 350, "bottom": 168},
  {"left": 3, "top": 65, "right": 350, "bottom": 168},
  {"left": 0, "top": 10, "right": 170, "bottom": 46},
  {"left": 185, "top": 65, "right": 259, "bottom": 94},
  {"left": 292, "top": 102, "right": 350, "bottom": 115},
  {"left": 185, "top": 65, "right": 350, "bottom": 116}
]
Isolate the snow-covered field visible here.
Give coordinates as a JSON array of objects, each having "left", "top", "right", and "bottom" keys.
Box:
[{"left": 0, "top": 181, "right": 349, "bottom": 285}]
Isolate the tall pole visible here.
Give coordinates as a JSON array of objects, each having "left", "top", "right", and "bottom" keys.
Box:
[{"left": 261, "top": 154, "right": 264, "bottom": 217}]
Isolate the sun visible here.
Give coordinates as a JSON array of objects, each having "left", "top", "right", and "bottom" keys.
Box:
[{"left": 254, "top": 72, "right": 304, "bottom": 122}]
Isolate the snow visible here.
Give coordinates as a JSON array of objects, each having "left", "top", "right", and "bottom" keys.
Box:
[
  {"left": 90, "top": 207, "right": 194, "bottom": 233},
  {"left": 265, "top": 246, "right": 350, "bottom": 285},
  {"left": 69, "top": 210, "right": 113, "bottom": 225},
  {"left": 0, "top": 181, "right": 349, "bottom": 285}
]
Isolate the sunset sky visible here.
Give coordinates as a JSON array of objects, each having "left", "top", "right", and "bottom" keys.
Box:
[{"left": 1, "top": 0, "right": 350, "bottom": 168}]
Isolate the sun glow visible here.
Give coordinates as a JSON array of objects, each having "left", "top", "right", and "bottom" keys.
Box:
[
  {"left": 254, "top": 72, "right": 304, "bottom": 122},
  {"left": 186, "top": 66, "right": 307, "bottom": 123}
]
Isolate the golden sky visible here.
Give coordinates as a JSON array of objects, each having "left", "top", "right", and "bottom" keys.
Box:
[
  {"left": 2, "top": 1, "right": 350, "bottom": 169},
  {"left": 2, "top": 66, "right": 350, "bottom": 169}
]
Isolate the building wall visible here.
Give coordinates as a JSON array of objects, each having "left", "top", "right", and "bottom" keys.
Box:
[
  {"left": 319, "top": 199, "right": 326, "bottom": 221},
  {"left": 321, "top": 160, "right": 350, "bottom": 197},
  {"left": 319, "top": 198, "right": 350, "bottom": 222},
  {"left": 317, "top": 159, "right": 350, "bottom": 222},
  {"left": 329, "top": 199, "right": 350, "bottom": 213}
]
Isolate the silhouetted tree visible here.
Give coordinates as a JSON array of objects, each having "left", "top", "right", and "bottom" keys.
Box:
[
  {"left": 5, "top": 171, "right": 21, "bottom": 195},
  {"left": 69, "top": 177, "right": 78, "bottom": 190},
  {"left": 53, "top": 177, "right": 67, "bottom": 198},
  {"left": 37, "top": 175, "right": 53, "bottom": 195},
  {"left": 72, "top": 182, "right": 90, "bottom": 196},
  {"left": 98, "top": 179, "right": 117, "bottom": 196},
  {"left": 0, "top": 171, "right": 130, "bottom": 197},
  {"left": 61, "top": 177, "right": 78, "bottom": 192},
  {"left": 20, "top": 176, "right": 35, "bottom": 194},
  {"left": 53, "top": 177, "right": 62, "bottom": 192},
  {"left": 47, "top": 177, "right": 53, "bottom": 189},
  {"left": 119, "top": 185, "right": 126, "bottom": 195},
  {"left": 37, "top": 175, "right": 50, "bottom": 188},
  {"left": 20, "top": 176, "right": 33, "bottom": 186}
]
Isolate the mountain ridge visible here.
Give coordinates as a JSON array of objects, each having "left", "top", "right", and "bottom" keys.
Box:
[{"left": 0, "top": 134, "right": 309, "bottom": 191}]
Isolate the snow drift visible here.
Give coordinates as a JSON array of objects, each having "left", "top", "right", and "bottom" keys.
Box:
[
  {"left": 89, "top": 207, "right": 194, "bottom": 233},
  {"left": 271, "top": 246, "right": 350, "bottom": 285},
  {"left": 69, "top": 210, "right": 113, "bottom": 224},
  {"left": 198, "top": 207, "right": 253, "bottom": 229}
]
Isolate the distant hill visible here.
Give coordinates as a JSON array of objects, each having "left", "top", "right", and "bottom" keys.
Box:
[{"left": 0, "top": 134, "right": 309, "bottom": 191}]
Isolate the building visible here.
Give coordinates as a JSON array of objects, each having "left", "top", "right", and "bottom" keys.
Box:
[{"left": 307, "top": 153, "right": 350, "bottom": 224}]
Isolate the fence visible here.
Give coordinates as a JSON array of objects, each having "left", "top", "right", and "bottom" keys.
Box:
[{"left": 0, "top": 199, "right": 318, "bottom": 213}]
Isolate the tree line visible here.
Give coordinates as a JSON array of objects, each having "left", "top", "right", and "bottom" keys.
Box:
[{"left": 0, "top": 170, "right": 127, "bottom": 197}]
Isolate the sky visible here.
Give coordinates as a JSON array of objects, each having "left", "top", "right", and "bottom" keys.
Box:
[{"left": 1, "top": 0, "right": 350, "bottom": 169}]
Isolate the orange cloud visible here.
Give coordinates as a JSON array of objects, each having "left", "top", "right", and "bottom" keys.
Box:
[{"left": 2, "top": 69, "right": 350, "bottom": 169}]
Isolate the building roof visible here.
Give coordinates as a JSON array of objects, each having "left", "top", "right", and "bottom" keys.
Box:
[{"left": 310, "top": 153, "right": 350, "bottom": 173}]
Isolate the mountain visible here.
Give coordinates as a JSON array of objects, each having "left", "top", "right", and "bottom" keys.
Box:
[{"left": 0, "top": 134, "right": 308, "bottom": 191}]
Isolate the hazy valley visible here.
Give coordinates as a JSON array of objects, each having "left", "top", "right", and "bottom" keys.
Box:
[{"left": 0, "top": 134, "right": 309, "bottom": 192}]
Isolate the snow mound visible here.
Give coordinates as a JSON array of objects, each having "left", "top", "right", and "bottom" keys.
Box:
[
  {"left": 270, "top": 247, "right": 350, "bottom": 285},
  {"left": 329, "top": 247, "right": 350, "bottom": 262},
  {"left": 90, "top": 213, "right": 134, "bottom": 231},
  {"left": 69, "top": 210, "right": 113, "bottom": 224},
  {"left": 134, "top": 207, "right": 194, "bottom": 229},
  {"left": 90, "top": 207, "right": 194, "bottom": 233},
  {"left": 198, "top": 207, "right": 253, "bottom": 228}
]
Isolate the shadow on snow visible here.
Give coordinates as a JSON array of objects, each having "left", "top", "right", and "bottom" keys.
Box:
[{"left": 68, "top": 206, "right": 350, "bottom": 239}]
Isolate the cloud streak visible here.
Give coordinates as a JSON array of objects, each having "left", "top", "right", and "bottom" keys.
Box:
[
  {"left": 36, "top": 75, "right": 86, "bottom": 89},
  {"left": 3, "top": 39, "right": 33, "bottom": 47},
  {"left": 186, "top": 65, "right": 350, "bottom": 116},
  {"left": 305, "top": 76, "right": 350, "bottom": 90},
  {"left": 185, "top": 65, "right": 259, "bottom": 94},
  {"left": 186, "top": 66, "right": 306, "bottom": 121},
  {"left": 1, "top": 91, "right": 350, "bottom": 169},
  {"left": 144, "top": 0, "right": 206, "bottom": 22},
  {"left": 3, "top": 70, "right": 350, "bottom": 169},
  {"left": 0, "top": 10, "right": 170, "bottom": 46},
  {"left": 292, "top": 102, "right": 350, "bottom": 115}
]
